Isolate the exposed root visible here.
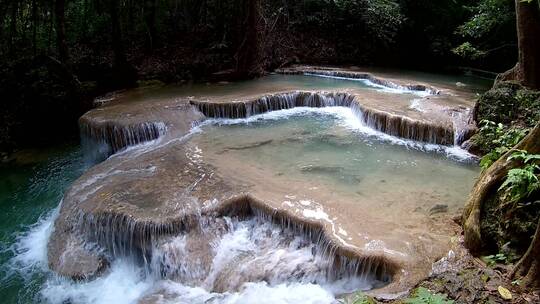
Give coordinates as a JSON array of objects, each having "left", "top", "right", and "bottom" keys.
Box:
[
  {"left": 495, "top": 63, "right": 521, "bottom": 85},
  {"left": 463, "top": 122, "right": 540, "bottom": 254},
  {"left": 510, "top": 218, "right": 540, "bottom": 289}
]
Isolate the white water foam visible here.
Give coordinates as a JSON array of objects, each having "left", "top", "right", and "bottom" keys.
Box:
[
  {"left": 151, "top": 280, "right": 336, "bottom": 304},
  {"left": 408, "top": 99, "right": 426, "bottom": 113},
  {"left": 204, "top": 107, "right": 476, "bottom": 162},
  {"left": 41, "top": 260, "right": 153, "bottom": 304},
  {"left": 8, "top": 205, "right": 60, "bottom": 275},
  {"left": 40, "top": 262, "right": 339, "bottom": 304},
  {"left": 8, "top": 202, "right": 371, "bottom": 304}
]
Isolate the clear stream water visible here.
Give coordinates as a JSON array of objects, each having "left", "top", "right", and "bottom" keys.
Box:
[
  {"left": 0, "top": 145, "right": 87, "bottom": 303},
  {"left": 112, "top": 71, "right": 491, "bottom": 105},
  {"left": 195, "top": 107, "right": 479, "bottom": 210},
  {"left": 0, "top": 72, "right": 489, "bottom": 304}
]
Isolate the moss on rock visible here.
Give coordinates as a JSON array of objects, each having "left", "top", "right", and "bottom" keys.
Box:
[
  {"left": 475, "top": 81, "right": 540, "bottom": 128},
  {"left": 464, "top": 82, "right": 538, "bottom": 156}
]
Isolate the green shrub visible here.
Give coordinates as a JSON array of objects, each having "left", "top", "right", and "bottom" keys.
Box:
[
  {"left": 499, "top": 150, "right": 540, "bottom": 203},
  {"left": 477, "top": 120, "right": 529, "bottom": 169},
  {"left": 481, "top": 253, "right": 510, "bottom": 266},
  {"left": 403, "top": 287, "right": 454, "bottom": 304}
]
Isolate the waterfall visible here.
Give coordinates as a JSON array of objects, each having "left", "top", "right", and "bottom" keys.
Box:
[
  {"left": 278, "top": 68, "right": 440, "bottom": 95},
  {"left": 56, "top": 194, "right": 397, "bottom": 292},
  {"left": 450, "top": 108, "right": 477, "bottom": 146},
  {"left": 79, "top": 118, "right": 167, "bottom": 157},
  {"left": 191, "top": 91, "right": 461, "bottom": 146}
]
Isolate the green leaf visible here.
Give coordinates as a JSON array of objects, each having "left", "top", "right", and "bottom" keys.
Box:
[{"left": 404, "top": 287, "right": 454, "bottom": 304}]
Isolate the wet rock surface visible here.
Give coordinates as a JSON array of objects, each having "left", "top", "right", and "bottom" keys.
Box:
[{"left": 47, "top": 68, "right": 480, "bottom": 299}]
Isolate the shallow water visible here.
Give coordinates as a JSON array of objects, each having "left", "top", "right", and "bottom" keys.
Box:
[
  {"left": 189, "top": 107, "right": 480, "bottom": 281},
  {"left": 195, "top": 107, "right": 478, "bottom": 214},
  {"left": 111, "top": 72, "right": 488, "bottom": 106},
  {"left": 0, "top": 70, "right": 487, "bottom": 303}
]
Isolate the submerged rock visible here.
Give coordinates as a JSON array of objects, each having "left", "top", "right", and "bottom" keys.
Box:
[
  {"left": 299, "top": 164, "right": 344, "bottom": 174},
  {"left": 429, "top": 204, "right": 449, "bottom": 215},
  {"left": 222, "top": 139, "right": 273, "bottom": 151}
]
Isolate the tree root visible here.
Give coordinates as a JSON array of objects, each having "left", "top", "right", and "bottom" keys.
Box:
[
  {"left": 509, "top": 218, "right": 540, "bottom": 289},
  {"left": 462, "top": 122, "right": 540, "bottom": 254},
  {"left": 495, "top": 63, "right": 521, "bottom": 85},
  {"left": 462, "top": 156, "right": 513, "bottom": 253}
]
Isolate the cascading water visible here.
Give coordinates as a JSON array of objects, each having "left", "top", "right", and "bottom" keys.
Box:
[
  {"left": 190, "top": 91, "right": 461, "bottom": 146},
  {"left": 79, "top": 119, "right": 167, "bottom": 158},
  {"left": 67, "top": 192, "right": 396, "bottom": 293},
  {"left": 2, "top": 70, "right": 487, "bottom": 304},
  {"left": 277, "top": 68, "right": 440, "bottom": 96},
  {"left": 149, "top": 215, "right": 390, "bottom": 295},
  {"left": 42, "top": 203, "right": 396, "bottom": 304}
]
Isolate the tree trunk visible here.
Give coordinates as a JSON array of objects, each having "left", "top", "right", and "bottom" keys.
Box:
[
  {"left": 235, "top": 0, "right": 264, "bottom": 79},
  {"left": 109, "top": 0, "right": 137, "bottom": 87},
  {"left": 463, "top": 122, "right": 540, "bottom": 254},
  {"left": 144, "top": 0, "right": 157, "bottom": 51},
  {"left": 110, "top": 0, "right": 126, "bottom": 68},
  {"left": 497, "top": 0, "right": 540, "bottom": 90},
  {"left": 510, "top": 217, "right": 540, "bottom": 289},
  {"left": 55, "top": 0, "right": 70, "bottom": 66},
  {"left": 82, "top": 0, "right": 89, "bottom": 40},
  {"left": 9, "top": 1, "right": 18, "bottom": 53},
  {"left": 32, "top": 0, "right": 38, "bottom": 55}
]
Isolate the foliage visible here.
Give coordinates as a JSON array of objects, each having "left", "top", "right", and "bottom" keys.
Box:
[
  {"left": 481, "top": 253, "right": 510, "bottom": 266},
  {"left": 481, "top": 148, "right": 540, "bottom": 256},
  {"left": 499, "top": 150, "right": 540, "bottom": 203},
  {"left": 334, "top": 0, "right": 403, "bottom": 44},
  {"left": 403, "top": 287, "right": 454, "bottom": 304},
  {"left": 453, "top": 0, "right": 516, "bottom": 66},
  {"left": 456, "top": 0, "right": 514, "bottom": 39},
  {"left": 478, "top": 120, "right": 529, "bottom": 169},
  {"left": 452, "top": 42, "right": 485, "bottom": 60}
]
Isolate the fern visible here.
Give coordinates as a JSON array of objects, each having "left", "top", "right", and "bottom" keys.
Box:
[
  {"left": 480, "top": 147, "right": 509, "bottom": 170},
  {"left": 477, "top": 120, "right": 529, "bottom": 170},
  {"left": 498, "top": 151, "right": 540, "bottom": 203}
]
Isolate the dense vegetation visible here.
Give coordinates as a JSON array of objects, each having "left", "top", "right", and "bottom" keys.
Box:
[
  {"left": 467, "top": 83, "right": 540, "bottom": 255},
  {"left": 0, "top": 0, "right": 520, "bottom": 152}
]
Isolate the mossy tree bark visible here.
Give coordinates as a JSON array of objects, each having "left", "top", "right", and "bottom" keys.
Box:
[{"left": 497, "top": 0, "right": 540, "bottom": 90}]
